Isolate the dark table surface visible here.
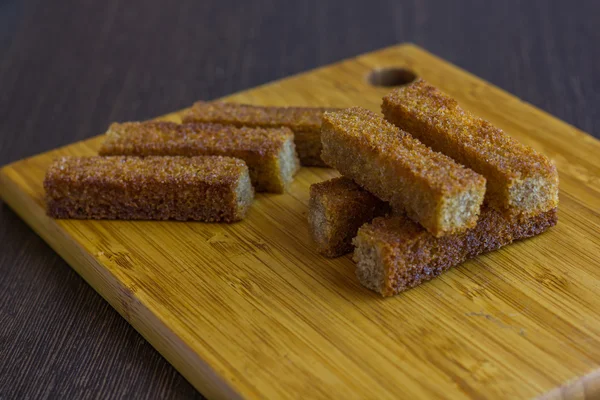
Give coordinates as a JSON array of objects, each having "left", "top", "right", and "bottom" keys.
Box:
[{"left": 1, "top": 0, "right": 598, "bottom": 398}]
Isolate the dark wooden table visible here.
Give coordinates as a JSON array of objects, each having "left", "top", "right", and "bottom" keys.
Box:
[{"left": 1, "top": 0, "right": 598, "bottom": 398}]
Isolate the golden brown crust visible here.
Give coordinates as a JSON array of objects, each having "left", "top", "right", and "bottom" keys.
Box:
[
  {"left": 353, "top": 207, "right": 558, "bottom": 296},
  {"left": 308, "top": 177, "right": 390, "bottom": 257},
  {"left": 382, "top": 79, "right": 559, "bottom": 216},
  {"left": 44, "top": 156, "right": 254, "bottom": 222},
  {"left": 181, "top": 102, "right": 339, "bottom": 166},
  {"left": 320, "top": 107, "right": 486, "bottom": 237},
  {"left": 99, "top": 121, "right": 299, "bottom": 193}
]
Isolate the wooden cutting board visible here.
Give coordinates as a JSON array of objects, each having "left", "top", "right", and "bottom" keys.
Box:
[{"left": 1, "top": 44, "right": 600, "bottom": 399}]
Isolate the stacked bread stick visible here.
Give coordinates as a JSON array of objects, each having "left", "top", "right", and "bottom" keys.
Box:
[
  {"left": 308, "top": 79, "right": 558, "bottom": 296},
  {"left": 45, "top": 102, "right": 337, "bottom": 222}
]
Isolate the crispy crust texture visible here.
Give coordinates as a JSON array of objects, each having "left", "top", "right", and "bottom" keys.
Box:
[
  {"left": 353, "top": 207, "right": 558, "bottom": 296},
  {"left": 44, "top": 156, "right": 254, "bottom": 222},
  {"left": 320, "top": 107, "right": 487, "bottom": 237},
  {"left": 382, "top": 79, "right": 559, "bottom": 216},
  {"left": 308, "top": 177, "right": 391, "bottom": 258},
  {"left": 181, "top": 101, "right": 339, "bottom": 166},
  {"left": 99, "top": 121, "right": 299, "bottom": 193}
]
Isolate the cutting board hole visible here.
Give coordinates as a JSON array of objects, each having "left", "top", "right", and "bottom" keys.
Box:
[{"left": 368, "top": 68, "right": 416, "bottom": 87}]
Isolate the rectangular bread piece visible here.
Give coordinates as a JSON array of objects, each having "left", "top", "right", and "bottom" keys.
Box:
[
  {"left": 320, "top": 107, "right": 487, "bottom": 237},
  {"left": 382, "top": 79, "right": 559, "bottom": 216},
  {"left": 44, "top": 156, "right": 254, "bottom": 222},
  {"left": 99, "top": 121, "right": 299, "bottom": 193},
  {"left": 353, "top": 206, "right": 558, "bottom": 296},
  {"left": 181, "top": 101, "right": 339, "bottom": 167},
  {"left": 308, "top": 177, "right": 391, "bottom": 258}
]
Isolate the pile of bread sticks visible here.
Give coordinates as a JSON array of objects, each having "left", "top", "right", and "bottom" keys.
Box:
[{"left": 308, "top": 79, "right": 559, "bottom": 296}]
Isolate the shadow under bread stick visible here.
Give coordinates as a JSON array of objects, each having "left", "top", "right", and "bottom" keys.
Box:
[
  {"left": 353, "top": 206, "right": 558, "bottom": 297},
  {"left": 308, "top": 177, "right": 391, "bottom": 258},
  {"left": 320, "top": 107, "right": 486, "bottom": 237},
  {"left": 181, "top": 101, "right": 340, "bottom": 167},
  {"left": 99, "top": 121, "right": 299, "bottom": 193},
  {"left": 44, "top": 156, "right": 254, "bottom": 222},
  {"left": 382, "top": 79, "right": 559, "bottom": 217}
]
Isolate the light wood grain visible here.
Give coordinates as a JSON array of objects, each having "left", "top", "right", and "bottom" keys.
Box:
[{"left": 1, "top": 44, "right": 599, "bottom": 399}]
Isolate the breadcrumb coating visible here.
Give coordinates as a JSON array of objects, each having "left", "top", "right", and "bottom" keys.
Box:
[
  {"left": 44, "top": 156, "right": 254, "bottom": 222},
  {"left": 99, "top": 121, "right": 299, "bottom": 193},
  {"left": 182, "top": 101, "right": 339, "bottom": 166},
  {"left": 382, "top": 79, "right": 559, "bottom": 216},
  {"left": 308, "top": 177, "right": 390, "bottom": 257},
  {"left": 320, "top": 107, "right": 486, "bottom": 237}
]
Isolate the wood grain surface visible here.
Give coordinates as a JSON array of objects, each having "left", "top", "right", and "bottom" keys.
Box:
[
  {"left": 2, "top": 43, "right": 600, "bottom": 399},
  {"left": 1, "top": 1, "right": 599, "bottom": 399}
]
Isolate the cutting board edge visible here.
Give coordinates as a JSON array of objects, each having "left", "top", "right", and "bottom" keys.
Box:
[{"left": 537, "top": 368, "right": 600, "bottom": 399}]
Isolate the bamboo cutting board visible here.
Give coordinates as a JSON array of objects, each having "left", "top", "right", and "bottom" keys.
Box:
[{"left": 1, "top": 44, "right": 600, "bottom": 399}]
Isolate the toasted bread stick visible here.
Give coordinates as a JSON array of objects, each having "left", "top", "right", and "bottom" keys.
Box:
[
  {"left": 181, "top": 101, "right": 339, "bottom": 166},
  {"left": 320, "top": 107, "right": 486, "bottom": 237},
  {"left": 382, "top": 79, "right": 559, "bottom": 216},
  {"left": 353, "top": 207, "right": 558, "bottom": 296},
  {"left": 44, "top": 156, "right": 254, "bottom": 222},
  {"left": 99, "top": 121, "right": 299, "bottom": 193},
  {"left": 308, "top": 177, "right": 391, "bottom": 257}
]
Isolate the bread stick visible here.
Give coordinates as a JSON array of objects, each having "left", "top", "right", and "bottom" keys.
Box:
[
  {"left": 382, "top": 79, "right": 559, "bottom": 216},
  {"left": 182, "top": 101, "right": 339, "bottom": 166},
  {"left": 320, "top": 107, "right": 486, "bottom": 237},
  {"left": 44, "top": 156, "right": 254, "bottom": 222},
  {"left": 353, "top": 207, "right": 558, "bottom": 296},
  {"left": 308, "top": 177, "right": 390, "bottom": 257},
  {"left": 99, "top": 121, "right": 299, "bottom": 193}
]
